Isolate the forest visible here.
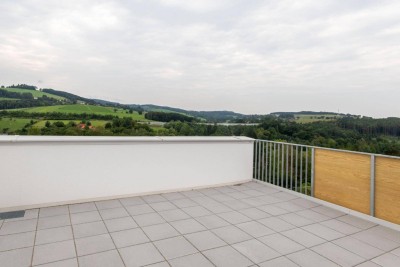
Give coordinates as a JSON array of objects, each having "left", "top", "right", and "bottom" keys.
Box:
[{"left": 6, "top": 115, "right": 400, "bottom": 156}]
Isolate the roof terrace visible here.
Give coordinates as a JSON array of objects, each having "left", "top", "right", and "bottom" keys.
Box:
[{"left": 0, "top": 137, "right": 399, "bottom": 267}]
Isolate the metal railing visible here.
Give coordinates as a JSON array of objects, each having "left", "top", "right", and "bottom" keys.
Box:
[{"left": 253, "top": 140, "right": 314, "bottom": 196}]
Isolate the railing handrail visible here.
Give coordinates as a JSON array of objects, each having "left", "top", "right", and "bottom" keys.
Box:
[{"left": 255, "top": 139, "right": 400, "bottom": 160}]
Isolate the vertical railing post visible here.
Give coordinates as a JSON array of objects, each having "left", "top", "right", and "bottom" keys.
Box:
[
  {"left": 370, "top": 155, "right": 375, "bottom": 217},
  {"left": 311, "top": 148, "right": 315, "bottom": 197}
]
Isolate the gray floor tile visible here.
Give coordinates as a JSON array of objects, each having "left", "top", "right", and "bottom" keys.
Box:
[
  {"left": 278, "top": 213, "right": 314, "bottom": 227},
  {"left": 133, "top": 212, "right": 166, "bottom": 227},
  {"left": 162, "top": 192, "right": 186, "bottom": 201},
  {"left": 182, "top": 206, "right": 212, "bottom": 217},
  {"left": 352, "top": 230, "right": 400, "bottom": 251},
  {"left": 184, "top": 230, "right": 226, "bottom": 251},
  {"left": 119, "top": 242, "right": 164, "bottom": 267},
  {"left": 258, "top": 217, "right": 296, "bottom": 232},
  {"left": 212, "top": 225, "right": 252, "bottom": 244},
  {"left": 239, "top": 207, "right": 271, "bottom": 220},
  {"left": 203, "top": 245, "right": 253, "bottom": 267},
  {"left": 272, "top": 192, "right": 298, "bottom": 201},
  {"left": 258, "top": 205, "right": 289, "bottom": 216},
  {"left": 159, "top": 209, "right": 190, "bottom": 222},
  {"left": 36, "top": 258, "right": 78, "bottom": 267},
  {"left": 295, "top": 210, "right": 330, "bottom": 222},
  {"left": 259, "top": 233, "right": 304, "bottom": 255},
  {"left": 150, "top": 201, "right": 177, "bottom": 212},
  {"left": 281, "top": 228, "right": 325, "bottom": 247},
  {"left": 312, "top": 242, "right": 365, "bottom": 267},
  {"left": 170, "top": 198, "right": 197, "bottom": 208},
  {"left": 79, "top": 250, "right": 124, "bottom": 267},
  {"left": 142, "top": 194, "right": 167, "bottom": 203},
  {"left": 302, "top": 223, "right": 345, "bottom": 241},
  {"left": 333, "top": 236, "right": 384, "bottom": 259},
  {"left": 69, "top": 202, "right": 97, "bottom": 214},
  {"left": 147, "top": 261, "right": 170, "bottom": 267},
  {"left": 337, "top": 215, "right": 377, "bottom": 230},
  {"left": 226, "top": 191, "right": 251, "bottom": 199},
  {"left": 142, "top": 223, "right": 180, "bottom": 241},
  {"left": 36, "top": 226, "right": 73, "bottom": 245},
  {"left": 70, "top": 211, "right": 101, "bottom": 225},
  {"left": 223, "top": 200, "right": 251, "bottom": 210},
  {"left": 218, "top": 211, "right": 252, "bottom": 224},
  {"left": 33, "top": 240, "right": 76, "bottom": 266},
  {"left": 392, "top": 247, "right": 400, "bottom": 257},
  {"left": 169, "top": 253, "right": 214, "bottom": 267},
  {"left": 154, "top": 236, "right": 198, "bottom": 260},
  {"left": 95, "top": 200, "right": 122, "bottom": 210},
  {"left": 321, "top": 219, "right": 362, "bottom": 235},
  {"left": 182, "top": 190, "right": 204, "bottom": 198},
  {"left": 195, "top": 214, "right": 230, "bottom": 229},
  {"left": 73, "top": 221, "right": 108, "bottom": 239},
  {"left": 39, "top": 206, "right": 69, "bottom": 218},
  {"left": 233, "top": 239, "right": 281, "bottom": 263},
  {"left": 311, "top": 206, "right": 346, "bottom": 218},
  {"left": 0, "top": 231, "right": 35, "bottom": 251},
  {"left": 287, "top": 249, "right": 339, "bottom": 267},
  {"left": 125, "top": 204, "right": 154, "bottom": 216},
  {"left": 355, "top": 261, "right": 381, "bottom": 267},
  {"left": 368, "top": 226, "right": 400, "bottom": 243},
  {"left": 0, "top": 219, "right": 37, "bottom": 235},
  {"left": 38, "top": 215, "right": 70, "bottom": 230},
  {"left": 202, "top": 203, "right": 233, "bottom": 214},
  {"left": 99, "top": 207, "right": 129, "bottom": 220},
  {"left": 289, "top": 198, "right": 319, "bottom": 209},
  {"left": 75, "top": 234, "right": 115, "bottom": 256},
  {"left": 0, "top": 247, "right": 33, "bottom": 267},
  {"left": 275, "top": 202, "right": 306, "bottom": 213},
  {"left": 259, "top": 256, "right": 299, "bottom": 267},
  {"left": 211, "top": 194, "right": 236, "bottom": 202},
  {"left": 372, "top": 253, "right": 400, "bottom": 267},
  {"left": 119, "top": 196, "right": 145, "bottom": 206},
  {"left": 236, "top": 221, "right": 275, "bottom": 238},
  {"left": 110, "top": 228, "right": 149, "bottom": 248},
  {"left": 170, "top": 218, "right": 206, "bottom": 234},
  {"left": 104, "top": 217, "right": 138, "bottom": 232}
]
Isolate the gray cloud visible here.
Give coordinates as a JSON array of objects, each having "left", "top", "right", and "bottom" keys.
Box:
[{"left": 0, "top": 0, "right": 399, "bottom": 117}]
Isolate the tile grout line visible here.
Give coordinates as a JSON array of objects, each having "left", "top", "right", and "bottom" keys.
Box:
[
  {"left": 29, "top": 209, "right": 39, "bottom": 267},
  {"left": 67, "top": 205, "right": 80, "bottom": 267}
]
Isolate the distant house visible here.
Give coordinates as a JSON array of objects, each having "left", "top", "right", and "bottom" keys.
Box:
[{"left": 77, "top": 123, "right": 94, "bottom": 129}]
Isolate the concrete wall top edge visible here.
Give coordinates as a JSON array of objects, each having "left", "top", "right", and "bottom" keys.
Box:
[{"left": 0, "top": 135, "right": 255, "bottom": 143}]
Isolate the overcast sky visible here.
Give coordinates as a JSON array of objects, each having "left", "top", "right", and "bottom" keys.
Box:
[{"left": 1, "top": 0, "right": 399, "bottom": 117}]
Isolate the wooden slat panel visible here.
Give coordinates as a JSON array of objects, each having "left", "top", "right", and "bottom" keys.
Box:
[
  {"left": 314, "top": 149, "right": 370, "bottom": 214},
  {"left": 375, "top": 157, "right": 400, "bottom": 224}
]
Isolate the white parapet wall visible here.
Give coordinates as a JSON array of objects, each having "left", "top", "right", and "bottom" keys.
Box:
[{"left": 0, "top": 136, "right": 254, "bottom": 211}]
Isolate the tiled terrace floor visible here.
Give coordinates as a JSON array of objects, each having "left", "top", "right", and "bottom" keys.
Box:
[{"left": 1, "top": 181, "right": 400, "bottom": 267}]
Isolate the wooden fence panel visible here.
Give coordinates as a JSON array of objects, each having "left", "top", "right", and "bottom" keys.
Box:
[
  {"left": 375, "top": 157, "right": 400, "bottom": 224},
  {"left": 314, "top": 149, "right": 371, "bottom": 214}
]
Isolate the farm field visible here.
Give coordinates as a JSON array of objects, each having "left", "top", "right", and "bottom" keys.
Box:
[
  {"left": 295, "top": 114, "right": 342, "bottom": 123},
  {"left": 0, "top": 97, "right": 18, "bottom": 101},
  {"left": 0, "top": 118, "right": 32, "bottom": 132},
  {"left": 3, "top": 88, "right": 66, "bottom": 100},
  {"left": 18, "top": 104, "right": 147, "bottom": 120}
]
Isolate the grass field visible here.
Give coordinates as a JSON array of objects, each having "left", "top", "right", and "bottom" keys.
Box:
[
  {"left": 3, "top": 88, "right": 65, "bottom": 100},
  {"left": 0, "top": 97, "right": 18, "bottom": 101},
  {"left": 18, "top": 104, "right": 147, "bottom": 120},
  {"left": 295, "top": 114, "right": 342, "bottom": 123},
  {"left": 0, "top": 118, "right": 32, "bottom": 132}
]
